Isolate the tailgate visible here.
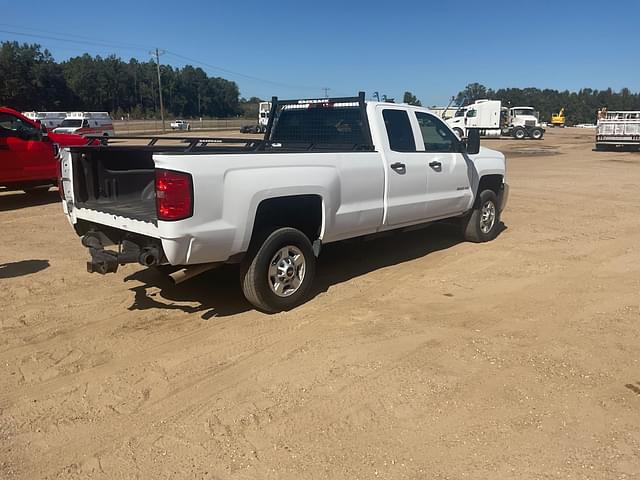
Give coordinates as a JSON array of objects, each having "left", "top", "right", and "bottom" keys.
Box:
[{"left": 62, "top": 147, "right": 160, "bottom": 237}]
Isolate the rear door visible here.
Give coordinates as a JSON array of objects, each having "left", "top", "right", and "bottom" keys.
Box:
[{"left": 379, "top": 107, "right": 429, "bottom": 226}]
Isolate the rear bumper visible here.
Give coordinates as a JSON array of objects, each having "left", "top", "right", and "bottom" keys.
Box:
[{"left": 498, "top": 183, "right": 509, "bottom": 212}]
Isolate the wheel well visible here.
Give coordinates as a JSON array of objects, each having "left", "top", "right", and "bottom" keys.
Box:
[
  {"left": 477, "top": 174, "right": 503, "bottom": 196},
  {"left": 251, "top": 195, "right": 322, "bottom": 245}
]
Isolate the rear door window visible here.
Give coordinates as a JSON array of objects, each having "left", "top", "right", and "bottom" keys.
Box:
[{"left": 382, "top": 109, "right": 416, "bottom": 152}]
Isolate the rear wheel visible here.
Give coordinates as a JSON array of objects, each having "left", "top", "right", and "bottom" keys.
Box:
[
  {"left": 240, "top": 227, "right": 316, "bottom": 313},
  {"left": 461, "top": 189, "right": 500, "bottom": 243},
  {"left": 531, "top": 127, "right": 544, "bottom": 140},
  {"left": 513, "top": 127, "right": 526, "bottom": 140}
]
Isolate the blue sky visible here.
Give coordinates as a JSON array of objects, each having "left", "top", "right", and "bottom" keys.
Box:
[{"left": 1, "top": 0, "right": 639, "bottom": 105}]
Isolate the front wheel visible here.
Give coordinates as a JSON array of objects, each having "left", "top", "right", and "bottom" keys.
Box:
[
  {"left": 461, "top": 189, "right": 501, "bottom": 242},
  {"left": 240, "top": 227, "right": 316, "bottom": 313},
  {"left": 453, "top": 127, "right": 464, "bottom": 139}
]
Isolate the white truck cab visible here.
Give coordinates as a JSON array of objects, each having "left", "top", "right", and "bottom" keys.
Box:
[{"left": 447, "top": 100, "right": 544, "bottom": 140}]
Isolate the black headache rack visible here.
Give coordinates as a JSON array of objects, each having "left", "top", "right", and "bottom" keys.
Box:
[
  {"left": 263, "top": 91, "right": 375, "bottom": 152},
  {"left": 78, "top": 91, "right": 375, "bottom": 154},
  {"left": 80, "top": 135, "right": 265, "bottom": 152}
]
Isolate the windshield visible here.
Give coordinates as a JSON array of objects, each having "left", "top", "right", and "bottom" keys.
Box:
[
  {"left": 512, "top": 108, "right": 538, "bottom": 118},
  {"left": 60, "top": 119, "right": 82, "bottom": 127}
]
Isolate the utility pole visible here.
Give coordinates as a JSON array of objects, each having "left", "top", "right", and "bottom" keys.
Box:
[
  {"left": 150, "top": 48, "right": 166, "bottom": 132},
  {"left": 322, "top": 87, "right": 330, "bottom": 98}
]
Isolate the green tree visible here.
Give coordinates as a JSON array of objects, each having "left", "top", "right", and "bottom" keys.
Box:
[{"left": 403, "top": 91, "right": 422, "bottom": 106}]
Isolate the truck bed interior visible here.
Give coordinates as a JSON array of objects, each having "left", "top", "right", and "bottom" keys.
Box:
[{"left": 72, "top": 148, "right": 158, "bottom": 223}]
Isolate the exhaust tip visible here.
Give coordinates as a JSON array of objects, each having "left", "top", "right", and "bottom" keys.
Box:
[{"left": 139, "top": 250, "right": 159, "bottom": 267}]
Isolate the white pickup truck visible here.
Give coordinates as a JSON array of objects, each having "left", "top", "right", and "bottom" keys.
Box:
[
  {"left": 60, "top": 93, "right": 508, "bottom": 312},
  {"left": 170, "top": 120, "right": 191, "bottom": 131}
]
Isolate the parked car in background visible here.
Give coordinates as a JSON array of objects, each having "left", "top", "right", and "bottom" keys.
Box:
[
  {"left": 54, "top": 112, "right": 115, "bottom": 137},
  {"left": 0, "top": 107, "right": 86, "bottom": 193},
  {"left": 170, "top": 120, "right": 191, "bottom": 131}
]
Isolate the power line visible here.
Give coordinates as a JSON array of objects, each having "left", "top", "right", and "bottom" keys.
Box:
[
  {"left": 0, "top": 23, "right": 153, "bottom": 51},
  {"left": 164, "top": 51, "right": 322, "bottom": 92},
  {"left": 0, "top": 29, "right": 149, "bottom": 53},
  {"left": 0, "top": 26, "right": 327, "bottom": 94}
]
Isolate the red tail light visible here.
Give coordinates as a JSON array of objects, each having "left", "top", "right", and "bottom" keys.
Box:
[{"left": 155, "top": 169, "right": 193, "bottom": 221}]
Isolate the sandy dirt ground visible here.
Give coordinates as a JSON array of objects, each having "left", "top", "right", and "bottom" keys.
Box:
[{"left": 1, "top": 128, "right": 639, "bottom": 479}]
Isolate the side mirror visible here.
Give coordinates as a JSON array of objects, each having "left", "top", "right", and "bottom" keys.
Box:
[{"left": 465, "top": 128, "right": 481, "bottom": 154}]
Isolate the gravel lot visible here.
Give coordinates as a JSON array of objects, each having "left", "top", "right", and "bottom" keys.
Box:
[{"left": 1, "top": 128, "right": 639, "bottom": 479}]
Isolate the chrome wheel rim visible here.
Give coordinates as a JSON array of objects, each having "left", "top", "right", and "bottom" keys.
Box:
[
  {"left": 480, "top": 200, "right": 496, "bottom": 234},
  {"left": 268, "top": 246, "right": 306, "bottom": 297}
]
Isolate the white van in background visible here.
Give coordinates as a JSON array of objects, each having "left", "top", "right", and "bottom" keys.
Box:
[
  {"left": 23, "top": 111, "right": 67, "bottom": 130},
  {"left": 54, "top": 112, "right": 115, "bottom": 136}
]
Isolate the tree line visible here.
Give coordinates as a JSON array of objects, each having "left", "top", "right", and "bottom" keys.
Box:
[
  {"left": 454, "top": 83, "right": 640, "bottom": 125},
  {"left": 0, "top": 41, "right": 252, "bottom": 119}
]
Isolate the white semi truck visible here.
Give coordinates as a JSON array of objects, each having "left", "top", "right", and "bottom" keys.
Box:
[
  {"left": 595, "top": 109, "right": 640, "bottom": 150},
  {"left": 446, "top": 100, "right": 545, "bottom": 140},
  {"left": 240, "top": 101, "right": 272, "bottom": 134}
]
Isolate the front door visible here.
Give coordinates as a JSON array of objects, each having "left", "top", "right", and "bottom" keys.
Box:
[
  {"left": 414, "top": 112, "right": 472, "bottom": 218},
  {"left": 0, "top": 112, "right": 55, "bottom": 184}
]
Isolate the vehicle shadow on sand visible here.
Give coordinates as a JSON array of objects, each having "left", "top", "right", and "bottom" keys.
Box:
[
  {"left": 0, "top": 259, "right": 50, "bottom": 279},
  {"left": 0, "top": 189, "right": 59, "bottom": 212},
  {"left": 124, "top": 222, "right": 507, "bottom": 319}
]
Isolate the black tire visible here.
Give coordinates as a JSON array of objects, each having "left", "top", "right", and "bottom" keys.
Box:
[
  {"left": 531, "top": 127, "right": 544, "bottom": 140},
  {"left": 453, "top": 127, "right": 464, "bottom": 139},
  {"left": 461, "top": 190, "right": 501, "bottom": 243},
  {"left": 513, "top": 127, "right": 526, "bottom": 140},
  {"left": 240, "top": 227, "right": 316, "bottom": 313}
]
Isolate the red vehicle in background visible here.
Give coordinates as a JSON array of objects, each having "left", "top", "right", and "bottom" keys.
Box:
[{"left": 0, "top": 107, "right": 87, "bottom": 193}]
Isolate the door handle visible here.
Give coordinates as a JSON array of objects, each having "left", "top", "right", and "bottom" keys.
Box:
[
  {"left": 429, "top": 161, "right": 442, "bottom": 169},
  {"left": 390, "top": 162, "right": 406, "bottom": 173}
]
